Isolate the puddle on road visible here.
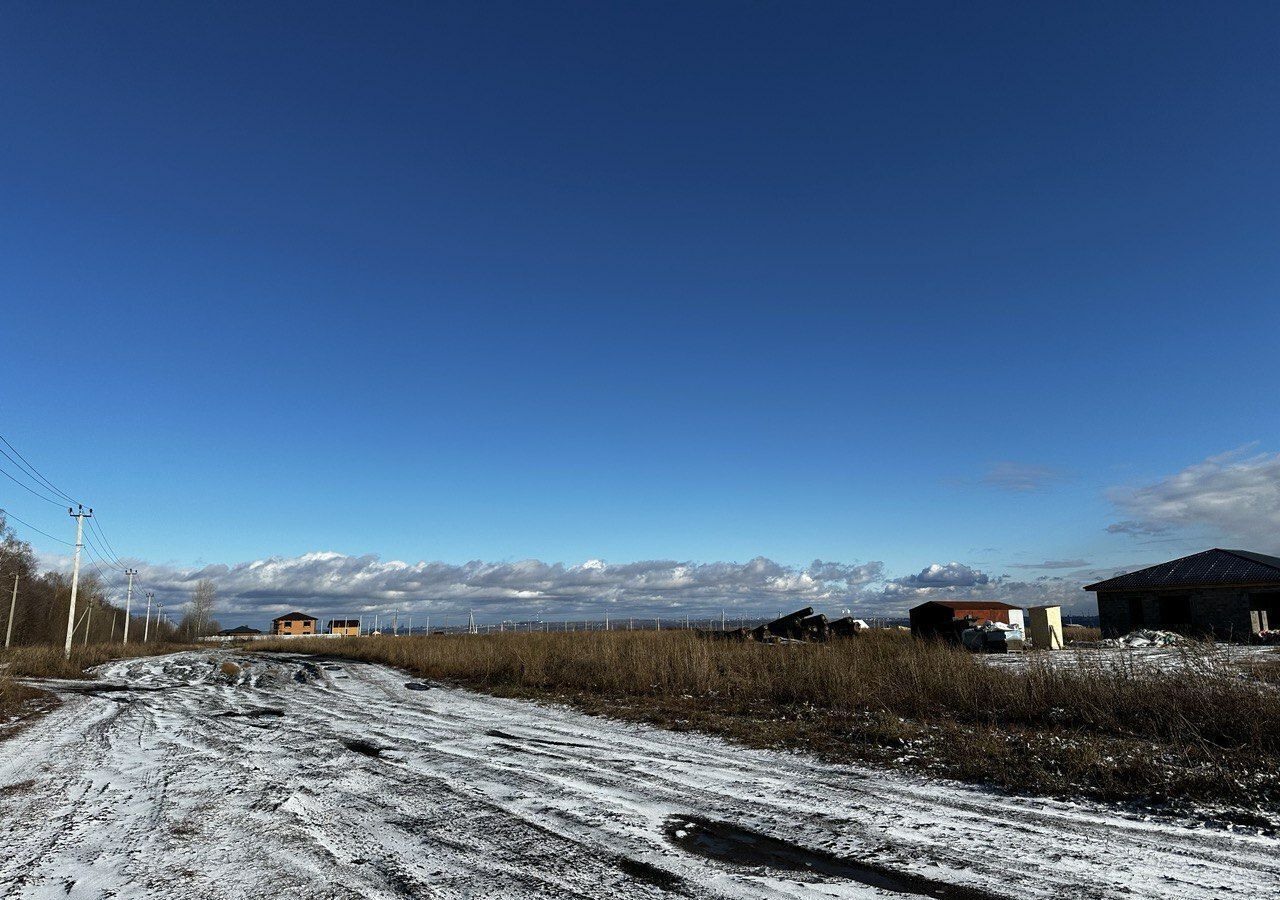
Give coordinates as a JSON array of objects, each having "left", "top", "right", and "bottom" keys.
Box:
[
  {"left": 613, "top": 856, "right": 690, "bottom": 894},
  {"left": 485, "top": 728, "right": 592, "bottom": 750},
  {"left": 219, "top": 708, "right": 284, "bottom": 719},
  {"left": 343, "top": 738, "right": 388, "bottom": 758},
  {"left": 665, "top": 816, "right": 1001, "bottom": 899},
  {"left": 56, "top": 683, "right": 167, "bottom": 695},
  {"left": 404, "top": 682, "right": 431, "bottom": 691}
]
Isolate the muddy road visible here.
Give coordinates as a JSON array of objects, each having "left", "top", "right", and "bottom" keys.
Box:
[{"left": 0, "top": 651, "right": 1274, "bottom": 899}]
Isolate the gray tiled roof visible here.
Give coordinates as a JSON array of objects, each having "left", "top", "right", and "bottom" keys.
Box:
[{"left": 1083, "top": 549, "right": 1280, "bottom": 592}]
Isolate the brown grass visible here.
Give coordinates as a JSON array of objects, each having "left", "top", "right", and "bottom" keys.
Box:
[
  {"left": 0, "top": 642, "right": 200, "bottom": 742},
  {"left": 258, "top": 630, "right": 1280, "bottom": 816},
  {"left": 0, "top": 642, "right": 195, "bottom": 680}
]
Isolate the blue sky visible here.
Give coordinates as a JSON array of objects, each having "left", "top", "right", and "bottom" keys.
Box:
[{"left": 1, "top": 3, "right": 1278, "bottom": 624}]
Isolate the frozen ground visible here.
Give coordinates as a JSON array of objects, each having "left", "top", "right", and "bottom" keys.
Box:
[
  {"left": 979, "top": 643, "right": 1280, "bottom": 673},
  {"left": 0, "top": 651, "right": 1276, "bottom": 900}
]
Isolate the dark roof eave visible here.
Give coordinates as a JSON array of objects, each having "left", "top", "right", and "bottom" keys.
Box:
[{"left": 1085, "top": 578, "right": 1280, "bottom": 592}]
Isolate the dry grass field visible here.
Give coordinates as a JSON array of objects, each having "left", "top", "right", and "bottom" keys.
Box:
[{"left": 261, "top": 629, "right": 1280, "bottom": 817}]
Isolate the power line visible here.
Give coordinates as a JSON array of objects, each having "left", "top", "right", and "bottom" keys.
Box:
[
  {"left": 88, "top": 518, "right": 128, "bottom": 569},
  {"left": 0, "top": 433, "right": 135, "bottom": 570},
  {"left": 0, "top": 434, "right": 141, "bottom": 588},
  {"left": 0, "top": 507, "right": 74, "bottom": 546},
  {"left": 83, "top": 540, "right": 128, "bottom": 582},
  {"left": 0, "top": 432, "right": 81, "bottom": 505},
  {"left": 82, "top": 525, "right": 124, "bottom": 569},
  {"left": 0, "top": 461, "right": 65, "bottom": 506},
  {"left": 89, "top": 515, "right": 127, "bottom": 566}
]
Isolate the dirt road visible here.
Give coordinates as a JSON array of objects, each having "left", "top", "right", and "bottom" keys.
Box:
[{"left": 0, "top": 651, "right": 1273, "bottom": 899}]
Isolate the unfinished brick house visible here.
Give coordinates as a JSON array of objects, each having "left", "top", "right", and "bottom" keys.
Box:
[
  {"left": 271, "top": 611, "right": 318, "bottom": 636},
  {"left": 1084, "top": 548, "right": 1280, "bottom": 639}
]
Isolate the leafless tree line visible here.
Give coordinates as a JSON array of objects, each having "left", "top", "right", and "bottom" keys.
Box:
[{"left": 0, "top": 514, "right": 187, "bottom": 646}]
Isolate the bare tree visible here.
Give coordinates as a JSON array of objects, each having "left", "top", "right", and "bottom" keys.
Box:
[{"left": 183, "top": 579, "right": 219, "bottom": 638}]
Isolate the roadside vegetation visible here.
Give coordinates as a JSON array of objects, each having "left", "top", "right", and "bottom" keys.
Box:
[
  {"left": 0, "top": 643, "right": 195, "bottom": 736},
  {"left": 261, "top": 630, "right": 1280, "bottom": 819},
  {"left": 0, "top": 513, "right": 186, "bottom": 648}
]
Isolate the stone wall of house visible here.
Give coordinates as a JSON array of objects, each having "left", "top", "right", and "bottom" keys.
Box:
[
  {"left": 1189, "top": 589, "right": 1253, "bottom": 639},
  {"left": 1096, "top": 591, "right": 1141, "bottom": 637},
  {"left": 1096, "top": 589, "right": 1253, "bottom": 639}
]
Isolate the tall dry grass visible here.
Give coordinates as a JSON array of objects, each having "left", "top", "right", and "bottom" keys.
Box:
[{"left": 0, "top": 642, "right": 195, "bottom": 679}]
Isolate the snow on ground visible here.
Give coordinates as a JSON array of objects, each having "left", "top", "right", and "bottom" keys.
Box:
[
  {"left": 0, "top": 650, "right": 1275, "bottom": 899},
  {"left": 978, "top": 643, "right": 1280, "bottom": 673}
]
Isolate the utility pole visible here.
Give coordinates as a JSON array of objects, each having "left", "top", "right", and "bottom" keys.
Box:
[
  {"left": 5, "top": 574, "right": 18, "bottom": 648},
  {"left": 467, "top": 610, "right": 476, "bottom": 634},
  {"left": 721, "top": 609, "right": 725, "bottom": 631},
  {"left": 63, "top": 505, "right": 92, "bottom": 659},
  {"left": 122, "top": 569, "right": 138, "bottom": 645},
  {"left": 407, "top": 613, "right": 412, "bottom": 636},
  {"left": 156, "top": 603, "right": 164, "bottom": 640},
  {"left": 143, "top": 591, "right": 154, "bottom": 642},
  {"left": 392, "top": 611, "right": 398, "bottom": 636},
  {"left": 111, "top": 612, "right": 118, "bottom": 642},
  {"left": 84, "top": 597, "right": 93, "bottom": 646}
]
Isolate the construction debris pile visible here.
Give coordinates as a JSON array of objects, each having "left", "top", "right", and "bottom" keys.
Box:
[
  {"left": 960, "top": 621, "right": 1025, "bottom": 653},
  {"left": 1101, "top": 629, "right": 1187, "bottom": 648},
  {"left": 709, "top": 607, "right": 869, "bottom": 643}
]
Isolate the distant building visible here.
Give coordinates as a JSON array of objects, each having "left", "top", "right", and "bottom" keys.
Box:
[
  {"left": 328, "top": 619, "right": 360, "bottom": 636},
  {"left": 271, "top": 612, "right": 318, "bottom": 636},
  {"left": 908, "top": 600, "right": 1023, "bottom": 640},
  {"left": 215, "top": 625, "right": 262, "bottom": 639},
  {"left": 1084, "top": 548, "right": 1280, "bottom": 639}
]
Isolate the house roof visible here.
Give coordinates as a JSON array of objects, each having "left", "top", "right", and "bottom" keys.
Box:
[
  {"left": 911, "top": 600, "right": 1022, "bottom": 612},
  {"left": 217, "top": 625, "right": 262, "bottom": 635},
  {"left": 1083, "top": 549, "right": 1280, "bottom": 592},
  {"left": 272, "top": 611, "right": 317, "bottom": 622}
]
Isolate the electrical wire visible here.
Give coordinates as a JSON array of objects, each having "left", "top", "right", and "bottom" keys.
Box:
[
  {"left": 0, "top": 433, "right": 143, "bottom": 582},
  {"left": 0, "top": 507, "right": 74, "bottom": 546},
  {"left": 89, "top": 516, "right": 128, "bottom": 567},
  {"left": 0, "top": 433, "right": 137, "bottom": 569},
  {"left": 0, "top": 432, "right": 81, "bottom": 505},
  {"left": 83, "top": 530, "right": 126, "bottom": 572},
  {"left": 82, "top": 541, "right": 120, "bottom": 585},
  {"left": 0, "top": 461, "right": 66, "bottom": 506}
]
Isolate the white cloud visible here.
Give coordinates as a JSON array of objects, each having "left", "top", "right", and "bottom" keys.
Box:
[
  {"left": 57, "top": 553, "right": 889, "bottom": 626},
  {"left": 1107, "top": 447, "right": 1280, "bottom": 548},
  {"left": 894, "top": 562, "right": 990, "bottom": 588},
  {"left": 870, "top": 565, "right": 1085, "bottom": 615},
  {"left": 1008, "top": 558, "right": 1091, "bottom": 570},
  {"left": 980, "top": 461, "right": 1070, "bottom": 493}
]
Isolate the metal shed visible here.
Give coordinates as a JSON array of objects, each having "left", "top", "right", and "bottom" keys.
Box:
[{"left": 908, "top": 600, "right": 1023, "bottom": 640}]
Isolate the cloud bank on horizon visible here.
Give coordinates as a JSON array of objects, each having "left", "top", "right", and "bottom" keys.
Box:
[
  {"left": 28, "top": 446, "right": 1279, "bottom": 628},
  {"left": 38, "top": 551, "right": 1093, "bottom": 627}
]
